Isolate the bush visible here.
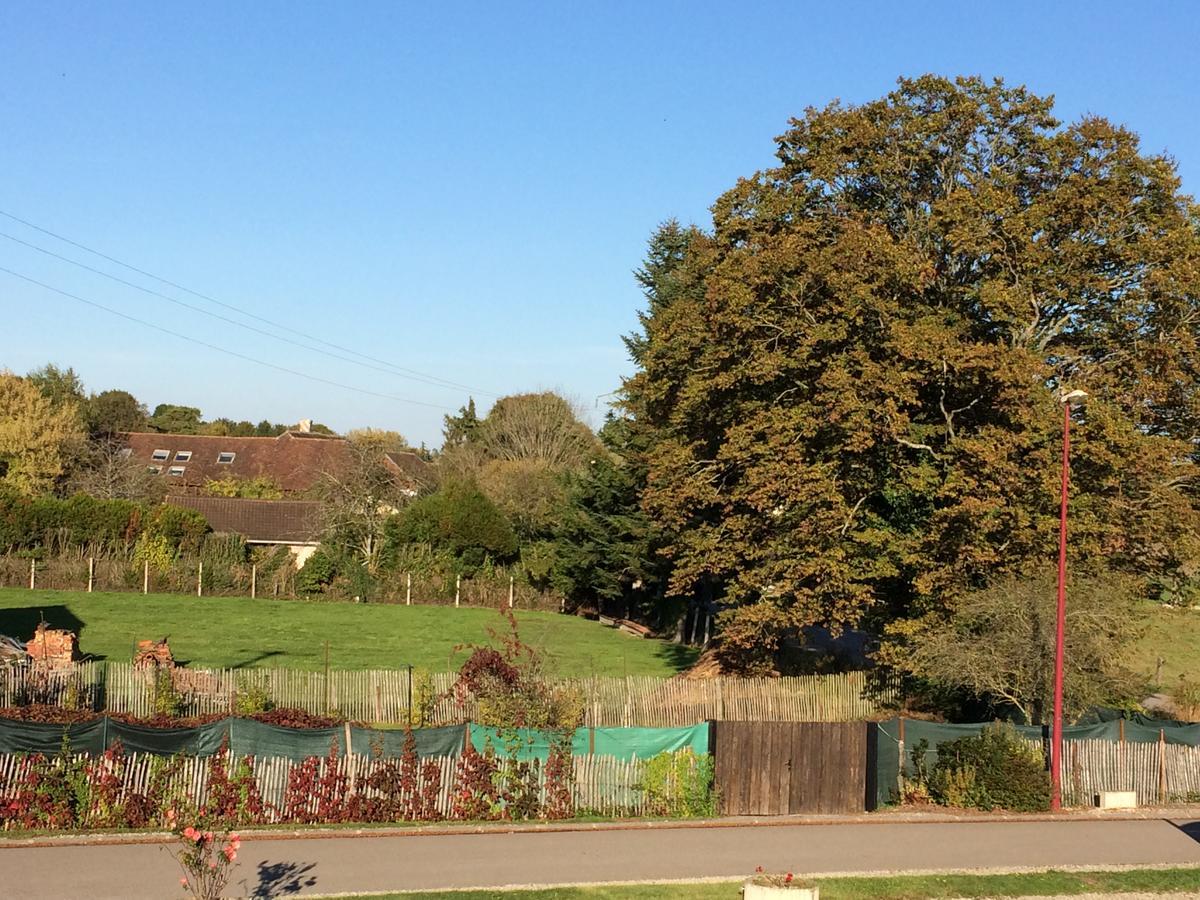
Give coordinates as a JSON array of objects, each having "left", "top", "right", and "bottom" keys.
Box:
[
  {"left": 638, "top": 749, "right": 717, "bottom": 817},
  {"left": 234, "top": 680, "right": 275, "bottom": 717},
  {"left": 1171, "top": 675, "right": 1200, "bottom": 721},
  {"left": 296, "top": 548, "right": 337, "bottom": 594},
  {"left": 133, "top": 532, "right": 175, "bottom": 573},
  {"left": 144, "top": 504, "right": 208, "bottom": 554},
  {"left": 925, "top": 723, "right": 1049, "bottom": 812},
  {"left": 387, "top": 479, "right": 518, "bottom": 570}
]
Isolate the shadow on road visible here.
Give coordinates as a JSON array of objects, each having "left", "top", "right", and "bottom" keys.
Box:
[
  {"left": 245, "top": 860, "right": 318, "bottom": 899},
  {"left": 1172, "top": 820, "right": 1200, "bottom": 844}
]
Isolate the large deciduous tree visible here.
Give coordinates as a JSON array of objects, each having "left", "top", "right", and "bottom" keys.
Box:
[
  {"left": 67, "top": 436, "right": 165, "bottom": 502},
  {"left": 440, "top": 392, "right": 602, "bottom": 542},
  {"left": 84, "top": 389, "right": 148, "bottom": 436},
  {"left": 0, "top": 372, "right": 85, "bottom": 495},
  {"left": 905, "top": 572, "right": 1144, "bottom": 723},
  {"left": 149, "top": 403, "right": 203, "bottom": 434},
  {"left": 625, "top": 76, "right": 1200, "bottom": 673}
]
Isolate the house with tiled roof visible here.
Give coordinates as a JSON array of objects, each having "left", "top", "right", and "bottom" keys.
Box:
[
  {"left": 120, "top": 428, "right": 432, "bottom": 497},
  {"left": 120, "top": 427, "right": 434, "bottom": 564},
  {"left": 166, "top": 495, "right": 324, "bottom": 565}
]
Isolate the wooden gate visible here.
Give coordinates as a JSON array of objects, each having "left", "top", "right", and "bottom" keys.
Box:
[{"left": 712, "top": 721, "right": 874, "bottom": 815}]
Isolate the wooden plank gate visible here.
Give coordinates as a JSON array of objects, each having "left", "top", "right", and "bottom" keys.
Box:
[{"left": 712, "top": 721, "right": 876, "bottom": 815}]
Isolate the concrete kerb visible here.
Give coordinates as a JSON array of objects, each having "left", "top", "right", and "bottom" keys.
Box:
[{"left": 3, "top": 805, "right": 1200, "bottom": 850}]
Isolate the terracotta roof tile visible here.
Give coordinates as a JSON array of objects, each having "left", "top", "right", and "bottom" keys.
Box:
[{"left": 167, "top": 496, "right": 323, "bottom": 543}]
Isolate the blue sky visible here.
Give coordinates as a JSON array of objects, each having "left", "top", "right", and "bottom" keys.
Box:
[{"left": 3, "top": 1, "right": 1198, "bottom": 446}]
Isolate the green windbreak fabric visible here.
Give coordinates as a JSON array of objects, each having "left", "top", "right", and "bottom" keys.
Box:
[
  {"left": 872, "top": 716, "right": 1200, "bottom": 807},
  {"left": 226, "top": 719, "right": 344, "bottom": 761},
  {"left": 0, "top": 717, "right": 463, "bottom": 760},
  {"left": 586, "top": 724, "right": 710, "bottom": 760},
  {"left": 350, "top": 724, "right": 464, "bottom": 759},
  {"left": 109, "top": 719, "right": 229, "bottom": 756},
  {"left": 0, "top": 718, "right": 106, "bottom": 754},
  {"left": 469, "top": 723, "right": 710, "bottom": 761}
]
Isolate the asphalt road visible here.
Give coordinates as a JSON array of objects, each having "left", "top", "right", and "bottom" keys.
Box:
[{"left": 3, "top": 819, "right": 1199, "bottom": 899}]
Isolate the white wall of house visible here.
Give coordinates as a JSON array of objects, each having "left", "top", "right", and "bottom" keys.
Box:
[{"left": 288, "top": 544, "right": 319, "bottom": 567}]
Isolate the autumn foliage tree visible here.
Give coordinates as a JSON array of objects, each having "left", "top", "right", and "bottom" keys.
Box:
[
  {"left": 624, "top": 75, "right": 1200, "bottom": 673},
  {"left": 0, "top": 372, "right": 84, "bottom": 495}
]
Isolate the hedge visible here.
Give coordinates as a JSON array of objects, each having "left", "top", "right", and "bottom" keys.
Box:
[{"left": 0, "top": 489, "right": 208, "bottom": 556}]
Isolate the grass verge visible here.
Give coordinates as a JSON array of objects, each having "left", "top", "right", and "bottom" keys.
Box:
[
  {"left": 342, "top": 867, "right": 1200, "bottom": 899},
  {"left": 0, "top": 588, "right": 696, "bottom": 676}
]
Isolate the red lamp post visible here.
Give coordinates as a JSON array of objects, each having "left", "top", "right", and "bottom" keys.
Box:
[{"left": 1051, "top": 389, "right": 1087, "bottom": 812}]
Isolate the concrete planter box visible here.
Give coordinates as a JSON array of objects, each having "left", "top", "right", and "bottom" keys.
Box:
[
  {"left": 1096, "top": 790, "right": 1137, "bottom": 809},
  {"left": 743, "top": 880, "right": 819, "bottom": 900}
]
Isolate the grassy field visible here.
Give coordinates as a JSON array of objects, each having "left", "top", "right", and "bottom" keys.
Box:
[
  {"left": 0, "top": 588, "right": 696, "bottom": 676},
  {"left": 1130, "top": 602, "right": 1200, "bottom": 687},
  {"left": 345, "top": 867, "right": 1200, "bottom": 899}
]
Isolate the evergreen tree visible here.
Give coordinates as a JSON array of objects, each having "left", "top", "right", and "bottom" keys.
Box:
[{"left": 442, "top": 398, "right": 480, "bottom": 448}]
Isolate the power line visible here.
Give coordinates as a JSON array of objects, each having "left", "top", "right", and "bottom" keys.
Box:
[
  {"left": 0, "top": 265, "right": 453, "bottom": 412},
  {"left": 0, "top": 208, "right": 497, "bottom": 398},
  {"left": 0, "top": 229, "right": 492, "bottom": 396}
]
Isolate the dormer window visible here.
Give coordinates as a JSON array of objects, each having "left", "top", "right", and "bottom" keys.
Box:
[
  {"left": 175, "top": 450, "right": 192, "bottom": 462},
  {"left": 217, "top": 451, "right": 236, "bottom": 464},
  {"left": 167, "top": 466, "right": 186, "bottom": 477},
  {"left": 151, "top": 449, "right": 169, "bottom": 461}
]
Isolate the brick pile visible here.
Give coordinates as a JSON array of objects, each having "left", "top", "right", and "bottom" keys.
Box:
[
  {"left": 133, "top": 639, "right": 175, "bottom": 670},
  {"left": 25, "top": 624, "right": 78, "bottom": 668}
]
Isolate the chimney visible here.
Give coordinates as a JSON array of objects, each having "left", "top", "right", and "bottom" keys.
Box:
[{"left": 298, "top": 419, "right": 312, "bottom": 433}]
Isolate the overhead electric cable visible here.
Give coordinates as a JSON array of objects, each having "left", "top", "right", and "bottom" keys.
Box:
[
  {"left": 0, "top": 208, "right": 497, "bottom": 398},
  {"left": 0, "top": 229, "right": 490, "bottom": 395},
  {"left": 0, "top": 265, "right": 452, "bottom": 411}
]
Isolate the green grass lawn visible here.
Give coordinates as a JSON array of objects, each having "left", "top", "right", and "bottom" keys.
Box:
[
  {"left": 1129, "top": 602, "right": 1200, "bottom": 687},
  {"left": 334, "top": 867, "right": 1200, "bottom": 899},
  {"left": 0, "top": 588, "right": 696, "bottom": 676}
]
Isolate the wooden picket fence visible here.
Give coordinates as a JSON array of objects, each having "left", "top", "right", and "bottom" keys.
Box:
[
  {"left": 1057, "top": 738, "right": 1200, "bottom": 806},
  {"left": 0, "top": 750, "right": 652, "bottom": 825},
  {"left": 0, "top": 662, "right": 890, "bottom": 726}
]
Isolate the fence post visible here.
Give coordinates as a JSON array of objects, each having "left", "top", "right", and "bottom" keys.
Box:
[
  {"left": 250, "top": 564, "right": 257, "bottom": 599},
  {"left": 623, "top": 675, "right": 631, "bottom": 728},
  {"left": 407, "top": 664, "right": 414, "bottom": 725},
  {"left": 344, "top": 722, "right": 356, "bottom": 793},
  {"left": 29, "top": 558, "right": 35, "bottom": 590},
  {"left": 142, "top": 560, "right": 149, "bottom": 595},
  {"left": 897, "top": 716, "right": 906, "bottom": 800},
  {"left": 197, "top": 561, "right": 203, "bottom": 597},
  {"left": 324, "top": 642, "right": 331, "bottom": 714},
  {"left": 508, "top": 575, "right": 514, "bottom": 609},
  {"left": 406, "top": 572, "right": 411, "bottom": 606},
  {"left": 455, "top": 575, "right": 460, "bottom": 608},
  {"left": 1119, "top": 717, "right": 1126, "bottom": 788},
  {"left": 87, "top": 557, "right": 94, "bottom": 593},
  {"left": 1158, "top": 728, "right": 1167, "bottom": 804}
]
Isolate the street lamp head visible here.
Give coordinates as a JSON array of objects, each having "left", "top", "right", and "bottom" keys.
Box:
[{"left": 1060, "top": 389, "right": 1088, "bottom": 405}]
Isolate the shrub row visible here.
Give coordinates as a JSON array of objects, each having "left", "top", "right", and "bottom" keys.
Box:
[
  {"left": 0, "top": 739, "right": 720, "bottom": 831},
  {"left": 0, "top": 490, "right": 208, "bottom": 557}
]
